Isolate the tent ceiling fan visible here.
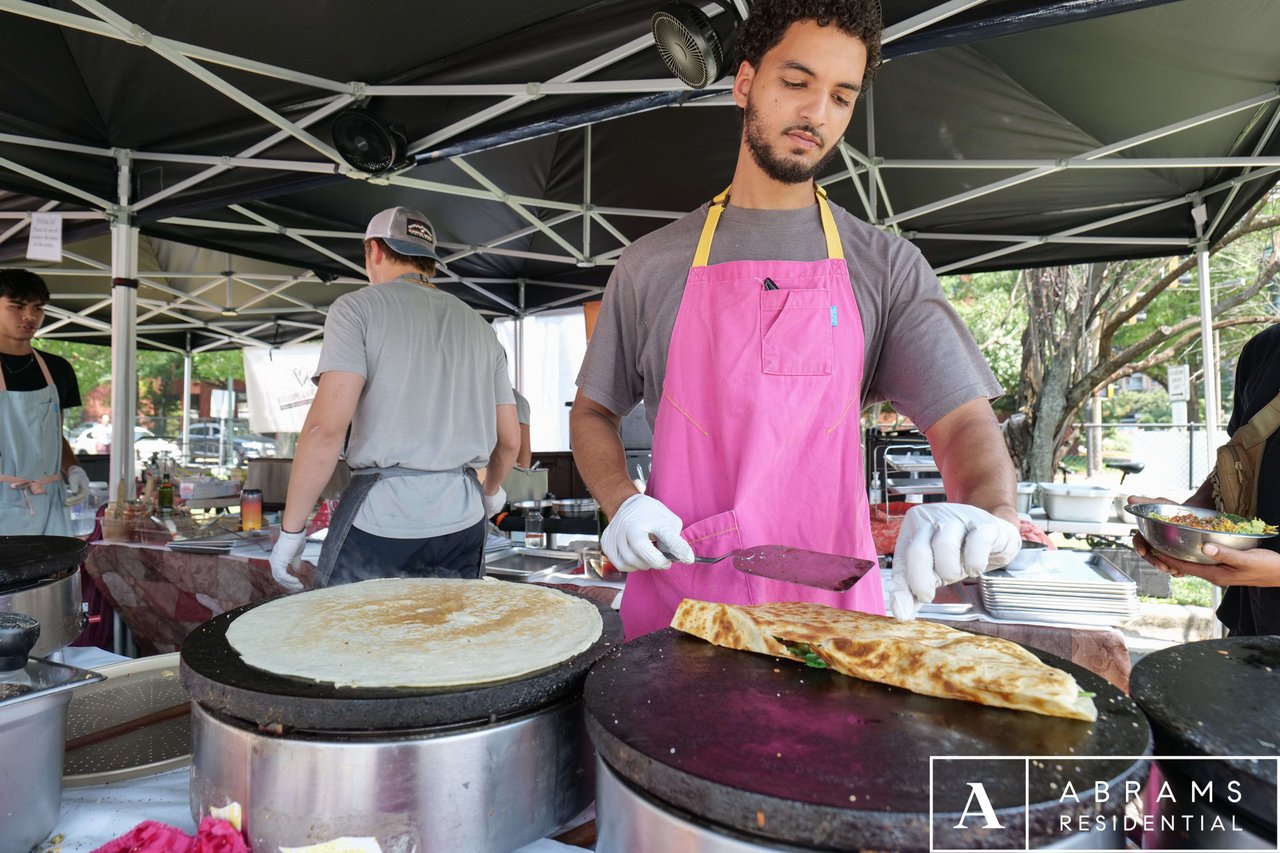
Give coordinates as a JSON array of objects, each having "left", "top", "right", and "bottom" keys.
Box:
[
  {"left": 331, "top": 107, "right": 409, "bottom": 174},
  {"left": 651, "top": 0, "right": 750, "bottom": 89}
]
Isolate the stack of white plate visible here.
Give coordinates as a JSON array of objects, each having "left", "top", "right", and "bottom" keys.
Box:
[{"left": 979, "top": 549, "right": 1140, "bottom": 626}]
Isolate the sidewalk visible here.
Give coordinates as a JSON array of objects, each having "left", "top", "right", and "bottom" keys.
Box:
[{"left": 1118, "top": 600, "right": 1219, "bottom": 665}]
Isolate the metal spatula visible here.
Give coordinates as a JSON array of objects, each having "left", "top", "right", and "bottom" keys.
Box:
[{"left": 661, "top": 544, "right": 875, "bottom": 591}]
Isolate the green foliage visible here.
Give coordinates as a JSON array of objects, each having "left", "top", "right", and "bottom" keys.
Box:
[
  {"left": 32, "top": 339, "right": 245, "bottom": 429},
  {"left": 940, "top": 270, "right": 1022, "bottom": 414}
]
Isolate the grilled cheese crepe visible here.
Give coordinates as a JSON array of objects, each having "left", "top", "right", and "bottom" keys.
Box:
[{"left": 671, "top": 599, "right": 1097, "bottom": 721}]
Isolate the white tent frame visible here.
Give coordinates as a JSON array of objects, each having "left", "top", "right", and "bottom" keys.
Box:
[{"left": 1, "top": 0, "right": 1277, "bottom": 489}]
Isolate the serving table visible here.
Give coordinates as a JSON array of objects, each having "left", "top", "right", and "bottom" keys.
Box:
[{"left": 81, "top": 540, "right": 316, "bottom": 655}]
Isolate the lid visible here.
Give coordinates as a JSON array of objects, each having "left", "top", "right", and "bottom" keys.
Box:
[
  {"left": 0, "top": 657, "right": 104, "bottom": 708},
  {"left": 0, "top": 536, "right": 87, "bottom": 589}
]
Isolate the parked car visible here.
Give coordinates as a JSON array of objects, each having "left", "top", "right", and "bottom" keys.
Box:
[
  {"left": 185, "top": 421, "right": 278, "bottom": 465},
  {"left": 70, "top": 424, "right": 183, "bottom": 467}
]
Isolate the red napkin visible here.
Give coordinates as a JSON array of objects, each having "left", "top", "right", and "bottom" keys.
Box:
[{"left": 90, "top": 817, "right": 249, "bottom": 853}]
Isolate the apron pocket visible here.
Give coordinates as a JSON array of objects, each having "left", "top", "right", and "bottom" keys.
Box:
[
  {"left": 759, "top": 288, "right": 833, "bottom": 375},
  {"left": 680, "top": 509, "right": 743, "bottom": 558}
]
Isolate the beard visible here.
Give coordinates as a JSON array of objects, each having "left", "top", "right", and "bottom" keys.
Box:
[{"left": 744, "top": 101, "right": 842, "bottom": 184}]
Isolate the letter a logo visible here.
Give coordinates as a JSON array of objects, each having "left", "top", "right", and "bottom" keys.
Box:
[{"left": 953, "top": 782, "right": 1005, "bottom": 829}]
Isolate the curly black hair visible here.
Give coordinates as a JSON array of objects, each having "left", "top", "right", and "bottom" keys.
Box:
[{"left": 734, "top": 0, "right": 882, "bottom": 91}]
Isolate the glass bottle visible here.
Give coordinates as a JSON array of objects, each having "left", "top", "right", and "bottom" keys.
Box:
[
  {"left": 240, "top": 488, "right": 263, "bottom": 531},
  {"left": 157, "top": 473, "right": 174, "bottom": 516},
  {"left": 524, "top": 508, "right": 545, "bottom": 550}
]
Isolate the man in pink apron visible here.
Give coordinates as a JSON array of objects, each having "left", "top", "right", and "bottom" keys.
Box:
[
  {"left": 0, "top": 270, "right": 91, "bottom": 536},
  {"left": 572, "top": 0, "right": 1021, "bottom": 639}
]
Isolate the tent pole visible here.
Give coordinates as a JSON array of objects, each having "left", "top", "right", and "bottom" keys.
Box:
[
  {"left": 182, "top": 333, "right": 193, "bottom": 462},
  {"left": 108, "top": 150, "right": 138, "bottom": 500},
  {"left": 515, "top": 280, "right": 525, "bottom": 393},
  {"left": 1193, "top": 203, "right": 1224, "bottom": 631}
]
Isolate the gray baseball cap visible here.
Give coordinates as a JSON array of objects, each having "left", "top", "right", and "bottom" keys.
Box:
[{"left": 364, "top": 206, "right": 439, "bottom": 261}]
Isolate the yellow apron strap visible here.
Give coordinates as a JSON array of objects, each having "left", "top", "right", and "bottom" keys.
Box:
[
  {"left": 692, "top": 186, "right": 732, "bottom": 268},
  {"left": 815, "top": 185, "right": 844, "bottom": 262},
  {"left": 693, "top": 185, "right": 843, "bottom": 267}
]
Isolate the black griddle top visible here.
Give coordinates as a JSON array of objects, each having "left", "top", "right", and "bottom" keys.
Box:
[
  {"left": 587, "top": 628, "right": 1150, "bottom": 851},
  {"left": 1131, "top": 636, "right": 1279, "bottom": 833},
  {"left": 0, "top": 536, "right": 85, "bottom": 591},
  {"left": 181, "top": 593, "right": 622, "bottom": 733}
]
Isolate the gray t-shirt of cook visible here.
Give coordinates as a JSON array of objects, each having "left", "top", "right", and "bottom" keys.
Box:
[
  {"left": 316, "top": 277, "right": 515, "bottom": 539},
  {"left": 576, "top": 200, "right": 1001, "bottom": 433},
  {"left": 514, "top": 390, "right": 531, "bottom": 426}
]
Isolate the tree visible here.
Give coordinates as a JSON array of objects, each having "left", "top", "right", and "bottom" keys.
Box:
[{"left": 1000, "top": 196, "right": 1280, "bottom": 482}]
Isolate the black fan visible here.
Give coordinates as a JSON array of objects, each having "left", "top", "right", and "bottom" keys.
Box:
[
  {"left": 331, "top": 109, "right": 408, "bottom": 173},
  {"left": 651, "top": 0, "right": 746, "bottom": 89}
]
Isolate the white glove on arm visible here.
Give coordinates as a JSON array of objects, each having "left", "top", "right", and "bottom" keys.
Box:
[
  {"left": 269, "top": 529, "right": 307, "bottom": 592},
  {"left": 601, "top": 494, "right": 695, "bottom": 572},
  {"left": 64, "top": 466, "right": 91, "bottom": 506},
  {"left": 482, "top": 486, "right": 507, "bottom": 519},
  {"left": 891, "top": 503, "right": 1021, "bottom": 621}
]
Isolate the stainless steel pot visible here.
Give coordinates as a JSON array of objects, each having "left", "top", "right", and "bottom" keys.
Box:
[
  {"left": 0, "top": 659, "right": 103, "bottom": 853},
  {"left": 190, "top": 696, "right": 594, "bottom": 852},
  {"left": 0, "top": 569, "right": 84, "bottom": 657},
  {"left": 246, "top": 458, "right": 349, "bottom": 505}
]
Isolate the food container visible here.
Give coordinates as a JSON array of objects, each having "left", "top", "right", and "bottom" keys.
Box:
[
  {"left": 0, "top": 619, "right": 104, "bottom": 853},
  {"left": 553, "top": 498, "right": 599, "bottom": 518},
  {"left": 1038, "top": 482, "right": 1114, "bottom": 523},
  {"left": 1015, "top": 482, "right": 1037, "bottom": 514},
  {"left": 1124, "top": 502, "right": 1277, "bottom": 564}
]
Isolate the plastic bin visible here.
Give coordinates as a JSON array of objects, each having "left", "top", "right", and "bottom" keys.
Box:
[{"left": 1038, "top": 483, "right": 1114, "bottom": 523}]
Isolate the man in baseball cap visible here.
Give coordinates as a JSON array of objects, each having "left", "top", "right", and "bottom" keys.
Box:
[
  {"left": 269, "top": 206, "right": 519, "bottom": 592},
  {"left": 363, "top": 205, "right": 440, "bottom": 261}
]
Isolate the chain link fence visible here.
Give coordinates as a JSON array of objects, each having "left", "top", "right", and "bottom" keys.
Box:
[{"left": 1078, "top": 422, "right": 1228, "bottom": 499}]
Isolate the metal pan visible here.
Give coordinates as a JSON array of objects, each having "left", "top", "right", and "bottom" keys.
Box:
[{"left": 0, "top": 536, "right": 86, "bottom": 590}]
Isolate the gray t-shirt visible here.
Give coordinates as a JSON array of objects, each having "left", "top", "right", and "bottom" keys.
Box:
[
  {"left": 316, "top": 277, "right": 515, "bottom": 538},
  {"left": 514, "top": 390, "right": 531, "bottom": 426},
  {"left": 577, "top": 200, "right": 1001, "bottom": 433}
]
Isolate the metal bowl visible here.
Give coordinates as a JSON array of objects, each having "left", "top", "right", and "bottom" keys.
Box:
[
  {"left": 553, "top": 498, "right": 599, "bottom": 518},
  {"left": 1124, "top": 502, "right": 1277, "bottom": 564}
]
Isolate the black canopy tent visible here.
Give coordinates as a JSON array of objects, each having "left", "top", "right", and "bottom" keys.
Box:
[{"left": 0, "top": 0, "right": 1278, "bottom": 489}]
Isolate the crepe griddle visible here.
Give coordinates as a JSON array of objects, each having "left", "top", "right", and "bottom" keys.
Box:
[
  {"left": 0, "top": 536, "right": 86, "bottom": 590},
  {"left": 586, "top": 628, "right": 1149, "bottom": 851},
  {"left": 1131, "top": 636, "right": 1280, "bottom": 834},
  {"left": 181, "top": 594, "right": 622, "bottom": 732}
]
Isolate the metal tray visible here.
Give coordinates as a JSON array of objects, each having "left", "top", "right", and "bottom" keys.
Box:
[
  {"left": 63, "top": 653, "right": 191, "bottom": 787},
  {"left": 884, "top": 453, "right": 937, "bottom": 473},
  {"left": 484, "top": 547, "right": 581, "bottom": 582}
]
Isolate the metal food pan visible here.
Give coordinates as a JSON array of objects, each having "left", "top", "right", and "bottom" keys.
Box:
[{"left": 485, "top": 547, "right": 581, "bottom": 582}]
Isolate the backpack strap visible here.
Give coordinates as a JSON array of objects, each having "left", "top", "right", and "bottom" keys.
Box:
[{"left": 1234, "top": 387, "right": 1280, "bottom": 448}]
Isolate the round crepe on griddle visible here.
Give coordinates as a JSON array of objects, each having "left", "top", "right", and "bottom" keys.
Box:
[{"left": 226, "top": 578, "right": 602, "bottom": 688}]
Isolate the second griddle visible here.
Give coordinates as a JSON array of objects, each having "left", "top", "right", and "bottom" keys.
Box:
[{"left": 586, "top": 628, "right": 1150, "bottom": 850}]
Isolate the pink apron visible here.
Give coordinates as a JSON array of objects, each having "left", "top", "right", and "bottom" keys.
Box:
[{"left": 620, "top": 186, "right": 884, "bottom": 639}]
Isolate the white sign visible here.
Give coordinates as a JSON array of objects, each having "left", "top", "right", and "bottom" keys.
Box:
[
  {"left": 242, "top": 344, "right": 322, "bottom": 433},
  {"left": 1168, "top": 364, "right": 1190, "bottom": 402},
  {"left": 25, "top": 212, "right": 63, "bottom": 262},
  {"left": 210, "top": 388, "right": 236, "bottom": 420}
]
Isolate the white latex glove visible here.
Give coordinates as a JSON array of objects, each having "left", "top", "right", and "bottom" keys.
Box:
[
  {"left": 891, "top": 503, "right": 1021, "bottom": 621},
  {"left": 269, "top": 529, "right": 307, "bottom": 592},
  {"left": 482, "top": 486, "right": 507, "bottom": 519},
  {"left": 601, "top": 494, "right": 695, "bottom": 572},
  {"left": 63, "top": 466, "right": 91, "bottom": 506}
]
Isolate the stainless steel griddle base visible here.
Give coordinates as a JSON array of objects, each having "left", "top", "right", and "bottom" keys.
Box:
[
  {"left": 190, "top": 696, "right": 594, "bottom": 852},
  {"left": 0, "top": 568, "right": 84, "bottom": 656},
  {"left": 595, "top": 759, "right": 1126, "bottom": 853}
]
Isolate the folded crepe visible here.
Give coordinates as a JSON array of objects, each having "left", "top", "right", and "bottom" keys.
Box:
[{"left": 671, "top": 599, "right": 1097, "bottom": 721}]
